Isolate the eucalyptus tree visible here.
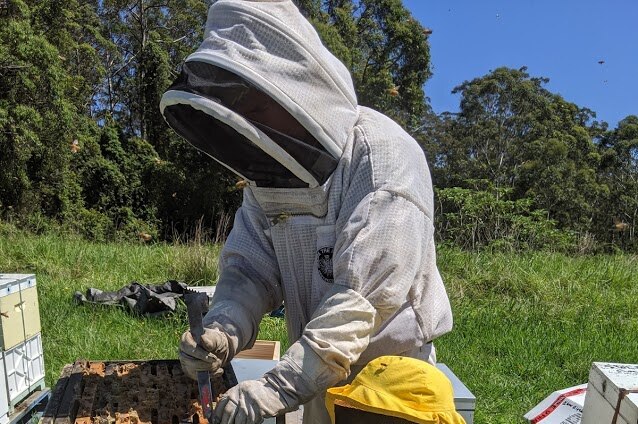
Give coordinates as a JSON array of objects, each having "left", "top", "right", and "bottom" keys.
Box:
[
  {"left": 597, "top": 115, "right": 638, "bottom": 249},
  {"left": 425, "top": 67, "right": 604, "bottom": 234}
]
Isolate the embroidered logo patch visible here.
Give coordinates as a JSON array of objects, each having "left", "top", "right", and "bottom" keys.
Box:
[{"left": 317, "top": 247, "right": 334, "bottom": 283}]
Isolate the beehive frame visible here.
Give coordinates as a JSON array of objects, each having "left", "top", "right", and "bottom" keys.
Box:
[{"left": 42, "top": 360, "right": 238, "bottom": 424}]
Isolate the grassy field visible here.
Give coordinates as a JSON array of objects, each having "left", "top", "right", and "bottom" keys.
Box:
[{"left": 1, "top": 223, "right": 637, "bottom": 423}]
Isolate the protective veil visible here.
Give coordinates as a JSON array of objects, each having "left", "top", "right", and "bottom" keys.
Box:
[{"left": 161, "top": 0, "right": 453, "bottom": 422}]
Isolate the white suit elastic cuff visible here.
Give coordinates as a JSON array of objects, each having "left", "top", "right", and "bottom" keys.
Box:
[{"left": 263, "top": 340, "right": 336, "bottom": 407}]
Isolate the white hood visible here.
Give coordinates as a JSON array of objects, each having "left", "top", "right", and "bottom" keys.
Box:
[{"left": 160, "top": 0, "right": 359, "bottom": 188}]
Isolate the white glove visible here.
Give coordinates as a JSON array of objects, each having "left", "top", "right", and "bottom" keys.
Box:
[
  {"left": 213, "top": 378, "right": 290, "bottom": 424},
  {"left": 179, "top": 327, "right": 231, "bottom": 380}
]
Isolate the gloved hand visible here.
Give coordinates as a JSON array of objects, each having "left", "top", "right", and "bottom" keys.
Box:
[
  {"left": 179, "top": 327, "right": 230, "bottom": 380},
  {"left": 213, "top": 378, "right": 291, "bottom": 424}
]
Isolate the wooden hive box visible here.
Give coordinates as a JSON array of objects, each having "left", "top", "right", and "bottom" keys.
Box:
[{"left": 235, "top": 341, "right": 281, "bottom": 361}]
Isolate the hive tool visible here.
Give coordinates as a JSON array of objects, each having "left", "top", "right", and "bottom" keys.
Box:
[
  {"left": 184, "top": 289, "right": 286, "bottom": 424},
  {"left": 184, "top": 290, "right": 216, "bottom": 423}
]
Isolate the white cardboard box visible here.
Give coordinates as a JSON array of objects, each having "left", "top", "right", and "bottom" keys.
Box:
[
  {"left": 581, "top": 362, "right": 638, "bottom": 424},
  {"left": 524, "top": 384, "right": 587, "bottom": 423}
]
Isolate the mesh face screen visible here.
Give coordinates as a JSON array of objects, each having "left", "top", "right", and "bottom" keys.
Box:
[
  {"left": 163, "top": 104, "right": 308, "bottom": 188},
  {"left": 164, "top": 61, "right": 338, "bottom": 187},
  {"left": 249, "top": 120, "right": 336, "bottom": 187}
]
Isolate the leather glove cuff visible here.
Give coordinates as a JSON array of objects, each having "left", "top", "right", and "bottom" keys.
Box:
[
  {"left": 179, "top": 327, "right": 229, "bottom": 380},
  {"left": 203, "top": 312, "right": 243, "bottom": 360}
]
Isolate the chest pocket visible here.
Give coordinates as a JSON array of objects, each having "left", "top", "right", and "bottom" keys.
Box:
[{"left": 312, "top": 225, "right": 336, "bottom": 307}]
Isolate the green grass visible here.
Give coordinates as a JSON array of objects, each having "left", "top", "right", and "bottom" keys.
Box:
[
  {"left": 435, "top": 249, "right": 638, "bottom": 423},
  {"left": 1, "top": 222, "right": 637, "bottom": 423},
  {"left": 0, "top": 224, "right": 287, "bottom": 389}
]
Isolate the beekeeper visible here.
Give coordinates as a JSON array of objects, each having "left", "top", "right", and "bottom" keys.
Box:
[{"left": 161, "top": 1, "right": 454, "bottom": 423}]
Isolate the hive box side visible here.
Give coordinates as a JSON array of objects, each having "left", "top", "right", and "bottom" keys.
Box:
[
  {"left": 0, "top": 281, "right": 24, "bottom": 351},
  {"left": 20, "top": 283, "right": 41, "bottom": 340},
  {"left": 523, "top": 384, "right": 587, "bottom": 424},
  {"left": 235, "top": 341, "right": 281, "bottom": 360},
  {"left": 0, "top": 352, "right": 9, "bottom": 424},
  {"left": 3, "top": 334, "right": 45, "bottom": 405},
  {"left": 437, "top": 364, "right": 476, "bottom": 424},
  {"left": 581, "top": 362, "right": 638, "bottom": 424}
]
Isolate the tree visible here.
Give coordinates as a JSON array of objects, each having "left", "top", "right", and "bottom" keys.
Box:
[
  {"left": 596, "top": 115, "right": 638, "bottom": 249},
  {"left": 0, "top": 1, "right": 81, "bottom": 221},
  {"left": 91, "top": 0, "right": 243, "bottom": 239},
  {"left": 95, "top": 0, "right": 207, "bottom": 138},
  {"left": 295, "top": 0, "right": 432, "bottom": 127},
  {"left": 422, "top": 67, "right": 604, "bottom": 234},
  {"left": 29, "top": 0, "right": 108, "bottom": 117}
]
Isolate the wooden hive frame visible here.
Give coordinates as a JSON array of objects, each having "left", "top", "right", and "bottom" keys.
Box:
[{"left": 42, "top": 360, "right": 238, "bottom": 424}]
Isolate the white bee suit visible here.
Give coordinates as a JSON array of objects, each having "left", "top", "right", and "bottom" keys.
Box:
[{"left": 160, "top": 1, "right": 453, "bottom": 422}]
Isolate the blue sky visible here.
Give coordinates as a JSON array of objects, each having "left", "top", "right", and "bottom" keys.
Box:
[{"left": 402, "top": 0, "right": 638, "bottom": 128}]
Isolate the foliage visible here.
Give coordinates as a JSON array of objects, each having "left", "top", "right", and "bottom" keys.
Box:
[
  {"left": 436, "top": 182, "right": 574, "bottom": 251},
  {"left": 69, "top": 122, "right": 161, "bottom": 241},
  {"left": 92, "top": 0, "right": 241, "bottom": 240},
  {"left": 1, "top": 2, "right": 637, "bottom": 252},
  {"left": 419, "top": 67, "right": 636, "bottom": 251},
  {"left": 0, "top": 1, "right": 79, "bottom": 221},
  {"left": 595, "top": 115, "right": 638, "bottom": 250},
  {"left": 0, "top": 0, "right": 240, "bottom": 241}
]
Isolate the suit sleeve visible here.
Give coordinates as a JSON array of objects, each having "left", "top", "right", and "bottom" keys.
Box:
[{"left": 203, "top": 191, "right": 284, "bottom": 357}]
